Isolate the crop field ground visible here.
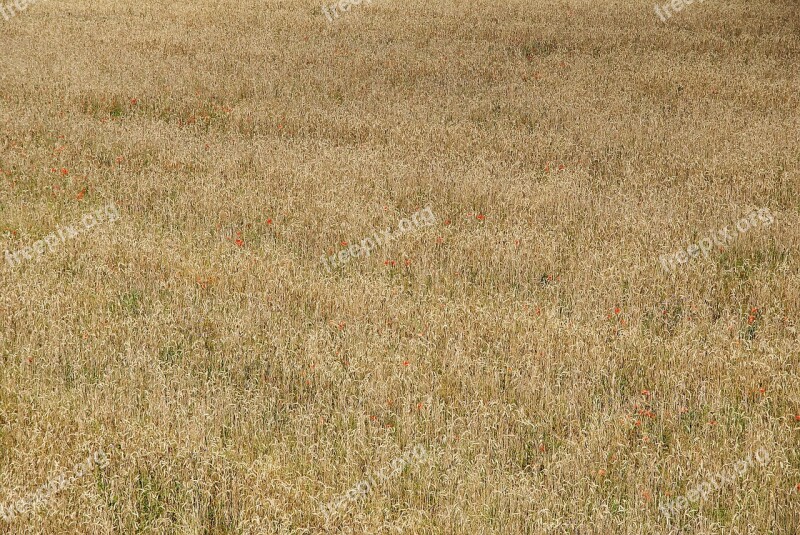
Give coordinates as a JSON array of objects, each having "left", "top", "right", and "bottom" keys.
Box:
[{"left": 0, "top": 0, "right": 799, "bottom": 533}]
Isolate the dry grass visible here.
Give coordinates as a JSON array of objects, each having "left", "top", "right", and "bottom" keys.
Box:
[{"left": 0, "top": 0, "right": 799, "bottom": 533}]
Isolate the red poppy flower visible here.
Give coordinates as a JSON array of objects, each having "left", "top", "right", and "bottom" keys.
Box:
[
  {"left": 130, "top": 98, "right": 138, "bottom": 105},
  {"left": 476, "top": 214, "right": 485, "bottom": 221}
]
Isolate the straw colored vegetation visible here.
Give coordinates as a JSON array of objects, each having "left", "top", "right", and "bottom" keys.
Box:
[{"left": 0, "top": 0, "right": 798, "bottom": 533}]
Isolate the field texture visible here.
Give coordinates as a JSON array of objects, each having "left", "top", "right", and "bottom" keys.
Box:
[{"left": 1, "top": 0, "right": 799, "bottom": 533}]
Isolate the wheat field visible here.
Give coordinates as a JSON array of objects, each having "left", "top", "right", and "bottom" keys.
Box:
[{"left": 0, "top": 0, "right": 799, "bottom": 533}]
